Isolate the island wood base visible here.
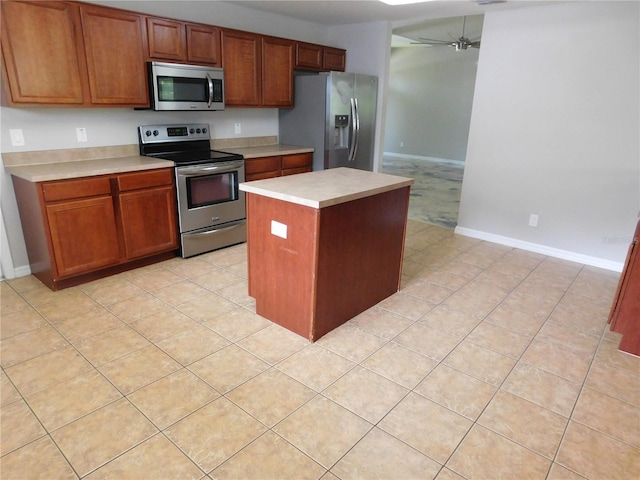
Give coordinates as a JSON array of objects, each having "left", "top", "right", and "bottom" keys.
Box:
[{"left": 246, "top": 186, "right": 410, "bottom": 341}]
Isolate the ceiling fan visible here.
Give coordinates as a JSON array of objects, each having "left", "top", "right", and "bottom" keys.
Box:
[{"left": 412, "top": 17, "right": 481, "bottom": 51}]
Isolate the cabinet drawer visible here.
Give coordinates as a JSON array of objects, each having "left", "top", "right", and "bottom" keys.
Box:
[
  {"left": 245, "top": 156, "right": 281, "bottom": 175},
  {"left": 282, "top": 166, "right": 311, "bottom": 176},
  {"left": 282, "top": 153, "right": 312, "bottom": 170},
  {"left": 42, "top": 177, "right": 111, "bottom": 202},
  {"left": 117, "top": 168, "right": 174, "bottom": 192},
  {"left": 246, "top": 171, "right": 279, "bottom": 182}
]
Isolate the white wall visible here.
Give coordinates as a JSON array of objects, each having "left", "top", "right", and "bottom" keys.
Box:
[
  {"left": 384, "top": 45, "right": 479, "bottom": 162},
  {"left": 457, "top": 1, "right": 640, "bottom": 269}
]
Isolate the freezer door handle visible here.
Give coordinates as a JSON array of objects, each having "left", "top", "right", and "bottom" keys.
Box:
[{"left": 348, "top": 97, "right": 360, "bottom": 162}]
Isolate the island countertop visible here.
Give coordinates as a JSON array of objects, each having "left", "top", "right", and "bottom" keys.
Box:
[{"left": 239, "top": 167, "right": 414, "bottom": 209}]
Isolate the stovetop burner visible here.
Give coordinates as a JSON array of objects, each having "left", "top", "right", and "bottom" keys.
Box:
[{"left": 138, "top": 123, "right": 243, "bottom": 166}]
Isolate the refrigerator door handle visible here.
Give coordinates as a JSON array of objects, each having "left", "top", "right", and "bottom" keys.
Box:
[{"left": 349, "top": 97, "right": 360, "bottom": 162}]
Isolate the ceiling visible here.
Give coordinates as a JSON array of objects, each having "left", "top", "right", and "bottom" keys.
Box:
[
  {"left": 223, "top": 0, "right": 536, "bottom": 46},
  {"left": 223, "top": 0, "right": 531, "bottom": 28}
]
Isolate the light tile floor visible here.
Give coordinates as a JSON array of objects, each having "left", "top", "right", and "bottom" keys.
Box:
[{"left": 1, "top": 221, "right": 639, "bottom": 479}]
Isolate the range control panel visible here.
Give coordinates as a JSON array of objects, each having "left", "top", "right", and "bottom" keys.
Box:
[{"left": 138, "top": 123, "right": 211, "bottom": 144}]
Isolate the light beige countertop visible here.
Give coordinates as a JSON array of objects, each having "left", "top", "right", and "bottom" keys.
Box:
[
  {"left": 5, "top": 156, "right": 174, "bottom": 183},
  {"left": 222, "top": 144, "right": 314, "bottom": 159},
  {"left": 239, "top": 167, "right": 414, "bottom": 208}
]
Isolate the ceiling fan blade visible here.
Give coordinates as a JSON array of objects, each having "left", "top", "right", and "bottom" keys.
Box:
[
  {"left": 470, "top": 41, "right": 481, "bottom": 48},
  {"left": 411, "top": 42, "right": 451, "bottom": 47},
  {"left": 417, "top": 37, "right": 451, "bottom": 44}
]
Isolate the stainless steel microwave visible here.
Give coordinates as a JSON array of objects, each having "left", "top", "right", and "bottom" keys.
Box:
[{"left": 147, "top": 61, "right": 225, "bottom": 111}]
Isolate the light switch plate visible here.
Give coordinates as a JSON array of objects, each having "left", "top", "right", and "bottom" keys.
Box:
[
  {"left": 76, "top": 127, "right": 88, "bottom": 142},
  {"left": 271, "top": 220, "right": 287, "bottom": 239},
  {"left": 9, "top": 129, "right": 25, "bottom": 146}
]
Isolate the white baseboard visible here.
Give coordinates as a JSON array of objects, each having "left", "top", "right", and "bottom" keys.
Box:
[
  {"left": 2, "top": 264, "right": 32, "bottom": 281},
  {"left": 454, "top": 226, "right": 624, "bottom": 273},
  {"left": 383, "top": 152, "right": 465, "bottom": 167}
]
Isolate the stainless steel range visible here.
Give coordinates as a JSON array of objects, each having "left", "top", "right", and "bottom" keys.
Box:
[{"left": 138, "top": 123, "right": 246, "bottom": 258}]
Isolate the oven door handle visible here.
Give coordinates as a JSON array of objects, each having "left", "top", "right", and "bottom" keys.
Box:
[
  {"left": 191, "top": 221, "right": 246, "bottom": 236},
  {"left": 177, "top": 161, "right": 244, "bottom": 177}
]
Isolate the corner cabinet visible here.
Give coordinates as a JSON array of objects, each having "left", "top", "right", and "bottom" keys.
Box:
[
  {"left": 608, "top": 220, "right": 640, "bottom": 356},
  {"left": 12, "top": 168, "right": 178, "bottom": 291},
  {"left": 222, "top": 29, "right": 294, "bottom": 107}
]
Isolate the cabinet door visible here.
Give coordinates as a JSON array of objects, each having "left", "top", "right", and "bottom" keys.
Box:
[
  {"left": 222, "top": 29, "right": 262, "bottom": 106},
  {"left": 295, "top": 42, "right": 323, "bottom": 71},
  {"left": 187, "top": 24, "right": 221, "bottom": 66},
  {"left": 147, "top": 17, "right": 186, "bottom": 61},
  {"left": 46, "top": 196, "right": 120, "bottom": 278},
  {"left": 262, "top": 36, "right": 294, "bottom": 107},
  {"left": 323, "top": 47, "right": 346, "bottom": 72},
  {"left": 1, "top": 1, "right": 88, "bottom": 105},
  {"left": 119, "top": 185, "right": 178, "bottom": 259},
  {"left": 80, "top": 4, "right": 149, "bottom": 106}
]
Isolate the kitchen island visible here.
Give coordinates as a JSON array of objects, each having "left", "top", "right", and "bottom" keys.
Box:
[{"left": 240, "top": 167, "right": 414, "bottom": 341}]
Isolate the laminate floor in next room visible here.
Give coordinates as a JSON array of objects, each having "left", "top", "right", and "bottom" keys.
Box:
[
  {"left": 1, "top": 221, "right": 639, "bottom": 480},
  {"left": 382, "top": 156, "right": 464, "bottom": 229}
]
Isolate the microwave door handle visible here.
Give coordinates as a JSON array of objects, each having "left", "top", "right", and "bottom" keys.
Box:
[{"left": 206, "top": 73, "right": 214, "bottom": 108}]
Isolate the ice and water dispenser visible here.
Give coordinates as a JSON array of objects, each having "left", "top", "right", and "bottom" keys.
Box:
[{"left": 333, "top": 115, "right": 349, "bottom": 149}]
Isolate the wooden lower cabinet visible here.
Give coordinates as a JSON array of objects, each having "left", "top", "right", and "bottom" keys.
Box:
[
  {"left": 245, "top": 152, "right": 312, "bottom": 181},
  {"left": 12, "top": 167, "right": 178, "bottom": 290},
  {"left": 46, "top": 196, "right": 121, "bottom": 278},
  {"left": 608, "top": 220, "right": 640, "bottom": 356},
  {"left": 118, "top": 185, "right": 178, "bottom": 259}
]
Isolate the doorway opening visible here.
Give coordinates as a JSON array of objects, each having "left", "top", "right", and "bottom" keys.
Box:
[{"left": 382, "top": 15, "right": 483, "bottom": 229}]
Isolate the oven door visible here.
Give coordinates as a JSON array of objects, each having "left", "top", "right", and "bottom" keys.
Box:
[{"left": 175, "top": 160, "right": 246, "bottom": 233}]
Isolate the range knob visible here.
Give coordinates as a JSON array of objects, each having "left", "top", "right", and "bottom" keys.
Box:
[
  {"left": 189, "top": 128, "right": 195, "bottom": 134},
  {"left": 202, "top": 128, "right": 207, "bottom": 134},
  {"left": 196, "top": 128, "right": 201, "bottom": 133},
  {"left": 145, "top": 130, "right": 152, "bottom": 137},
  {"left": 153, "top": 130, "right": 159, "bottom": 136}
]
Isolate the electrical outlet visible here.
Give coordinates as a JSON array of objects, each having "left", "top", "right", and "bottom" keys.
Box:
[
  {"left": 234, "top": 123, "right": 241, "bottom": 135},
  {"left": 400, "top": 141, "right": 404, "bottom": 148},
  {"left": 76, "top": 127, "right": 88, "bottom": 142},
  {"left": 9, "top": 129, "right": 25, "bottom": 146},
  {"left": 529, "top": 214, "right": 539, "bottom": 227}
]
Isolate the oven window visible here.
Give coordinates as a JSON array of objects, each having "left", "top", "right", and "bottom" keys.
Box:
[
  {"left": 158, "top": 76, "right": 208, "bottom": 102},
  {"left": 187, "top": 172, "right": 238, "bottom": 209}
]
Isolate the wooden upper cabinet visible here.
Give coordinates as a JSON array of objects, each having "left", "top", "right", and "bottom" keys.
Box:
[
  {"left": 295, "top": 42, "right": 323, "bottom": 70},
  {"left": 0, "top": 1, "right": 88, "bottom": 105},
  {"left": 146, "top": 17, "right": 186, "bottom": 61},
  {"left": 186, "top": 24, "right": 221, "bottom": 66},
  {"left": 146, "top": 17, "right": 221, "bottom": 66},
  {"left": 222, "top": 29, "right": 262, "bottom": 106},
  {"left": 262, "top": 36, "right": 294, "bottom": 107},
  {"left": 79, "top": 4, "right": 149, "bottom": 106},
  {"left": 323, "top": 47, "right": 346, "bottom": 71}
]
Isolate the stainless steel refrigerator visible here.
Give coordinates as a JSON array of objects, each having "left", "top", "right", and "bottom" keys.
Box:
[{"left": 279, "top": 72, "right": 378, "bottom": 172}]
